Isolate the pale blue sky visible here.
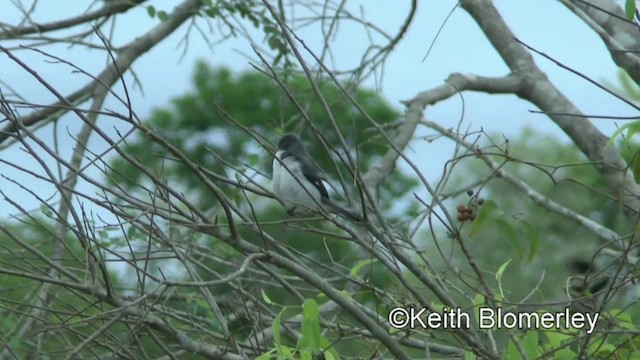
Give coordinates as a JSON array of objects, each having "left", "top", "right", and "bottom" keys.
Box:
[{"left": 0, "top": 0, "right": 636, "bottom": 218}]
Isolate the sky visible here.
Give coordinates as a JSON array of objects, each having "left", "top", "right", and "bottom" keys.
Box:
[{"left": 0, "top": 0, "right": 637, "bottom": 220}]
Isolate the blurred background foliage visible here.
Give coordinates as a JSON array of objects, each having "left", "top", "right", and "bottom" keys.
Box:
[
  {"left": 105, "top": 61, "right": 636, "bottom": 324},
  {"left": 440, "top": 126, "right": 631, "bottom": 307},
  {"left": 3, "top": 61, "right": 637, "bottom": 356},
  {"left": 108, "top": 61, "right": 416, "bottom": 214},
  {"left": 105, "top": 61, "right": 418, "bottom": 309}
]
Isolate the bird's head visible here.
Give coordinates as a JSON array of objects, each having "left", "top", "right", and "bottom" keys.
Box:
[{"left": 277, "top": 133, "right": 304, "bottom": 153}]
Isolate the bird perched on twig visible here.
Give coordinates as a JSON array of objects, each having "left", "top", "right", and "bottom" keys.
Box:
[{"left": 272, "top": 133, "right": 361, "bottom": 222}]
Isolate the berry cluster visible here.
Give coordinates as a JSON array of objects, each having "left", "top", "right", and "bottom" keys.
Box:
[{"left": 456, "top": 189, "right": 484, "bottom": 222}]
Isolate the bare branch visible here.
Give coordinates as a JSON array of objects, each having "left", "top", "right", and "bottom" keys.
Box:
[
  {"left": 560, "top": 0, "right": 640, "bottom": 85},
  {"left": 460, "top": 0, "right": 640, "bottom": 223}
]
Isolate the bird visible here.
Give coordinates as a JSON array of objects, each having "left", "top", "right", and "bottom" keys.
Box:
[{"left": 272, "top": 133, "right": 361, "bottom": 221}]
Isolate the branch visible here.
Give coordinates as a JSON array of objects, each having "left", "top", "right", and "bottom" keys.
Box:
[
  {"left": 0, "top": 0, "right": 203, "bottom": 144},
  {"left": 459, "top": 0, "right": 640, "bottom": 224},
  {"left": 402, "top": 70, "right": 626, "bottom": 249},
  {"left": 161, "top": 253, "right": 267, "bottom": 287},
  {"left": 0, "top": 0, "right": 146, "bottom": 39},
  {"left": 423, "top": 118, "right": 624, "bottom": 249},
  {"left": 559, "top": 0, "right": 640, "bottom": 85}
]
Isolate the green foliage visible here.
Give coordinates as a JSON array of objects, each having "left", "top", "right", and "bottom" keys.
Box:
[
  {"left": 495, "top": 258, "right": 511, "bottom": 300},
  {"left": 447, "top": 127, "right": 629, "bottom": 303},
  {"left": 102, "top": 63, "right": 411, "bottom": 356},
  {"left": 258, "top": 294, "right": 340, "bottom": 359},
  {"left": 606, "top": 120, "right": 640, "bottom": 149},
  {"left": 468, "top": 198, "right": 498, "bottom": 236},
  {"left": 441, "top": 126, "right": 640, "bottom": 357},
  {"left": 195, "top": 0, "right": 291, "bottom": 64},
  {"left": 538, "top": 308, "right": 640, "bottom": 359},
  {"left": 625, "top": 0, "right": 637, "bottom": 20},
  {"left": 0, "top": 217, "right": 126, "bottom": 357},
  {"left": 145, "top": 5, "right": 168, "bottom": 22},
  {"left": 473, "top": 308, "right": 640, "bottom": 359},
  {"left": 299, "top": 299, "right": 321, "bottom": 353},
  {"left": 607, "top": 119, "right": 640, "bottom": 184},
  {"left": 467, "top": 199, "right": 539, "bottom": 264},
  {"left": 107, "top": 63, "right": 413, "bottom": 303},
  {"left": 109, "top": 62, "right": 413, "bottom": 214}
]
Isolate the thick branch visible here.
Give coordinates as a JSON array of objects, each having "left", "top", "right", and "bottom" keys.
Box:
[
  {"left": 0, "top": 0, "right": 202, "bottom": 144},
  {"left": 0, "top": 0, "right": 146, "bottom": 39},
  {"left": 560, "top": 0, "right": 640, "bottom": 85},
  {"left": 459, "top": 0, "right": 640, "bottom": 223}
]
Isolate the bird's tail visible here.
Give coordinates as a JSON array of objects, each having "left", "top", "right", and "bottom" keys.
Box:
[{"left": 328, "top": 202, "right": 362, "bottom": 222}]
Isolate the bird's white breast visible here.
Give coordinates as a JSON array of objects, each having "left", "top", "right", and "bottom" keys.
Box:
[{"left": 273, "top": 150, "right": 322, "bottom": 211}]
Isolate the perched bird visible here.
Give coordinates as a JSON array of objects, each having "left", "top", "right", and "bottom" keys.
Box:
[{"left": 272, "top": 133, "right": 361, "bottom": 221}]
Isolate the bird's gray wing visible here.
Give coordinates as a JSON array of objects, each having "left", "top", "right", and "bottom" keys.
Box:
[{"left": 295, "top": 153, "right": 330, "bottom": 201}]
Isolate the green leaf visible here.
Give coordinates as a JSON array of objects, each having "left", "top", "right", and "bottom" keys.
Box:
[
  {"left": 350, "top": 258, "right": 378, "bottom": 278},
  {"left": 595, "top": 343, "right": 617, "bottom": 356},
  {"left": 279, "top": 346, "right": 293, "bottom": 358},
  {"left": 204, "top": 8, "right": 219, "bottom": 18},
  {"left": 625, "top": 0, "right": 637, "bottom": 20},
  {"left": 267, "top": 36, "right": 285, "bottom": 51},
  {"left": 496, "top": 258, "right": 511, "bottom": 282},
  {"left": 473, "top": 293, "right": 484, "bottom": 308},
  {"left": 40, "top": 203, "right": 52, "bottom": 217},
  {"left": 468, "top": 199, "right": 498, "bottom": 236},
  {"left": 273, "top": 312, "right": 282, "bottom": 347},
  {"left": 9, "top": 338, "right": 22, "bottom": 354},
  {"left": 588, "top": 337, "right": 617, "bottom": 356},
  {"left": 247, "top": 153, "right": 260, "bottom": 166},
  {"left": 157, "top": 10, "right": 169, "bottom": 22},
  {"left": 146, "top": 5, "right": 155, "bottom": 18},
  {"left": 628, "top": 122, "right": 640, "bottom": 139},
  {"left": 496, "top": 259, "right": 511, "bottom": 298},
  {"left": 507, "top": 338, "right": 519, "bottom": 360},
  {"left": 300, "top": 350, "right": 312, "bottom": 360},
  {"left": 495, "top": 218, "right": 522, "bottom": 260},
  {"left": 300, "top": 299, "right": 321, "bottom": 353},
  {"left": 606, "top": 121, "right": 640, "bottom": 148},
  {"left": 546, "top": 330, "right": 571, "bottom": 349},
  {"left": 555, "top": 348, "right": 578, "bottom": 360},
  {"left": 319, "top": 336, "right": 340, "bottom": 360},
  {"left": 255, "top": 352, "right": 273, "bottom": 360},
  {"left": 631, "top": 150, "right": 640, "bottom": 184},
  {"left": 126, "top": 225, "right": 138, "bottom": 240},
  {"left": 610, "top": 309, "right": 635, "bottom": 329},
  {"left": 619, "top": 70, "right": 640, "bottom": 99},
  {"left": 262, "top": 289, "right": 274, "bottom": 305},
  {"left": 617, "top": 349, "right": 631, "bottom": 359},
  {"left": 521, "top": 331, "right": 539, "bottom": 359}
]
